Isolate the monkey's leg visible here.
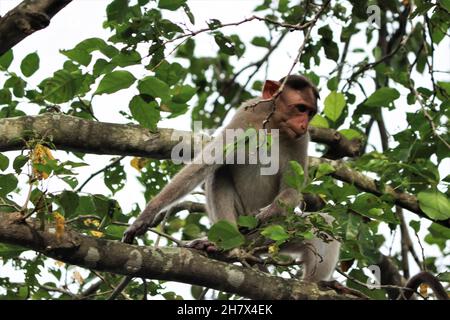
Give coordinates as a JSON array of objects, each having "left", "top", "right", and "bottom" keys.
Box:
[
  {"left": 186, "top": 167, "right": 240, "bottom": 252},
  {"left": 205, "top": 166, "right": 240, "bottom": 224},
  {"left": 300, "top": 237, "right": 340, "bottom": 282}
]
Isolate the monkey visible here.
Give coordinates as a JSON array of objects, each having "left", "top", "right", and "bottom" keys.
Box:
[{"left": 123, "top": 75, "right": 341, "bottom": 283}]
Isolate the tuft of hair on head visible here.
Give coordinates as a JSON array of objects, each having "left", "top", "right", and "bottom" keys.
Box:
[{"left": 278, "top": 74, "right": 320, "bottom": 100}]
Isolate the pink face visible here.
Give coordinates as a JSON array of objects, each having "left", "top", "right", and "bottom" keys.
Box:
[{"left": 277, "top": 87, "right": 317, "bottom": 139}]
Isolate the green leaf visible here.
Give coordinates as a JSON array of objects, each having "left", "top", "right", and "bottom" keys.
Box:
[
  {"left": 345, "top": 213, "right": 361, "bottom": 240},
  {"left": 104, "top": 162, "right": 126, "bottom": 194},
  {"left": 171, "top": 85, "right": 196, "bottom": 103},
  {"left": 409, "top": 220, "right": 421, "bottom": 233},
  {"left": 284, "top": 161, "right": 305, "bottom": 191},
  {"left": 40, "top": 70, "right": 82, "bottom": 103},
  {"left": 111, "top": 50, "right": 141, "bottom": 67},
  {"left": 0, "top": 89, "right": 12, "bottom": 105},
  {"left": 237, "top": 216, "right": 258, "bottom": 229},
  {"left": 13, "top": 155, "right": 28, "bottom": 174},
  {"left": 214, "top": 34, "right": 236, "bottom": 55},
  {"left": 318, "top": 25, "right": 339, "bottom": 61},
  {"left": 60, "top": 48, "right": 92, "bottom": 66},
  {"left": 365, "top": 88, "right": 400, "bottom": 107},
  {"left": 61, "top": 176, "right": 78, "bottom": 189},
  {"left": 310, "top": 114, "right": 329, "bottom": 128},
  {"left": 105, "top": 225, "right": 127, "bottom": 240},
  {"left": 351, "top": 193, "right": 384, "bottom": 220},
  {"left": 440, "top": 0, "right": 450, "bottom": 12},
  {"left": 438, "top": 272, "right": 450, "bottom": 282},
  {"left": 129, "top": 95, "right": 160, "bottom": 130},
  {"left": 154, "top": 62, "right": 186, "bottom": 86},
  {"left": 417, "top": 189, "right": 450, "bottom": 220},
  {"left": 93, "top": 58, "right": 114, "bottom": 77},
  {"left": 0, "top": 243, "right": 25, "bottom": 259},
  {"left": 0, "top": 50, "right": 13, "bottom": 70},
  {"left": 182, "top": 3, "right": 195, "bottom": 24},
  {"left": 0, "top": 153, "right": 9, "bottom": 171},
  {"left": 324, "top": 91, "right": 346, "bottom": 121},
  {"left": 159, "top": 0, "right": 186, "bottom": 10},
  {"left": 106, "top": 0, "right": 129, "bottom": 23},
  {"left": 5, "top": 75, "right": 26, "bottom": 98},
  {"left": 339, "top": 129, "right": 363, "bottom": 140},
  {"left": 58, "top": 191, "right": 79, "bottom": 218},
  {"left": 425, "top": 223, "right": 450, "bottom": 250},
  {"left": 0, "top": 174, "right": 18, "bottom": 197},
  {"left": 138, "top": 76, "right": 170, "bottom": 102},
  {"left": 315, "top": 163, "right": 335, "bottom": 179},
  {"left": 261, "top": 225, "right": 290, "bottom": 242},
  {"left": 75, "top": 196, "right": 96, "bottom": 215},
  {"left": 20, "top": 52, "right": 40, "bottom": 77},
  {"left": 208, "top": 220, "right": 244, "bottom": 250},
  {"left": 251, "top": 36, "right": 270, "bottom": 48},
  {"left": 95, "top": 70, "right": 136, "bottom": 95}
]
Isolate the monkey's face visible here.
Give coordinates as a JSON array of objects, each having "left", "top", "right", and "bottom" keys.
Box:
[{"left": 275, "top": 87, "right": 317, "bottom": 140}]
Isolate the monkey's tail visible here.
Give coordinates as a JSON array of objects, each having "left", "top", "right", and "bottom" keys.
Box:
[{"left": 400, "top": 271, "right": 448, "bottom": 300}]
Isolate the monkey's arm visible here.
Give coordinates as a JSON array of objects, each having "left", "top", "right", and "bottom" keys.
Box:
[
  {"left": 256, "top": 188, "right": 303, "bottom": 222},
  {"left": 123, "top": 161, "right": 220, "bottom": 243}
]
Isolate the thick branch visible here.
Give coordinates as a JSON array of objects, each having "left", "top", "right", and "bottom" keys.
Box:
[
  {"left": 0, "top": 0, "right": 72, "bottom": 55},
  {"left": 0, "top": 212, "right": 357, "bottom": 300},
  {"left": 0, "top": 114, "right": 445, "bottom": 227},
  {"left": 0, "top": 113, "right": 362, "bottom": 158},
  {"left": 308, "top": 157, "right": 450, "bottom": 229}
]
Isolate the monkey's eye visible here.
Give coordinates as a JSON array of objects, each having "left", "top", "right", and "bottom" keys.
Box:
[{"left": 296, "top": 104, "right": 307, "bottom": 113}]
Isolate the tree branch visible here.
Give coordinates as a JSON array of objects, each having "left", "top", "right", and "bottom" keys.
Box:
[
  {"left": 0, "top": 0, "right": 72, "bottom": 55},
  {"left": 0, "top": 114, "right": 446, "bottom": 227},
  {"left": 0, "top": 212, "right": 359, "bottom": 300},
  {"left": 308, "top": 157, "right": 450, "bottom": 229},
  {"left": 0, "top": 113, "right": 362, "bottom": 158}
]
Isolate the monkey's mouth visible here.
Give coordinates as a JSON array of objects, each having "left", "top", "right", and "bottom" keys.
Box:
[{"left": 283, "top": 126, "right": 301, "bottom": 140}]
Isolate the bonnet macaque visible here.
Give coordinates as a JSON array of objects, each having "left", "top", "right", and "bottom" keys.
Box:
[{"left": 124, "top": 75, "right": 340, "bottom": 282}]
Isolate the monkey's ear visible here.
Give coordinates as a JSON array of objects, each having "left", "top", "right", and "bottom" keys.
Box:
[{"left": 262, "top": 80, "right": 281, "bottom": 99}]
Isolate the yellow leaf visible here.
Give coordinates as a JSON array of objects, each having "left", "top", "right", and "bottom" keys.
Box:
[
  {"left": 53, "top": 211, "right": 65, "bottom": 241},
  {"left": 90, "top": 230, "right": 104, "bottom": 238},
  {"left": 268, "top": 244, "right": 279, "bottom": 255},
  {"left": 419, "top": 283, "right": 428, "bottom": 297},
  {"left": 130, "top": 157, "right": 149, "bottom": 171},
  {"left": 72, "top": 271, "right": 84, "bottom": 285},
  {"left": 54, "top": 260, "right": 65, "bottom": 267},
  {"left": 32, "top": 144, "right": 55, "bottom": 180},
  {"left": 83, "top": 218, "right": 100, "bottom": 227}
]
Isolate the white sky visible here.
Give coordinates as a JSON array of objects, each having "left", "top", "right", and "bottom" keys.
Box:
[{"left": 0, "top": 0, "right": 448, "bottom": 299}]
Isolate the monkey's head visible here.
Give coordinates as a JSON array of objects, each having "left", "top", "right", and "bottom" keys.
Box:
[{"left": 262, "top": 75, "right": 319, "bottom": 140}]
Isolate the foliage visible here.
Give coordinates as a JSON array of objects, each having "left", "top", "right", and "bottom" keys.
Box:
[{"left": 0, "top": 0, "right": 449, "bottom": 300}]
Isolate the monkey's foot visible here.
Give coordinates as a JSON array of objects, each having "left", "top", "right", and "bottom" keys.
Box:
[
  {"left": 318, "top": 280, "right": 369, "bottom": 299},
  {"left": 122, "top": 220, "right": 149, "bottom": 244},
  {"left": 184, "top": 239, "right": 219, "bottom": 254}
]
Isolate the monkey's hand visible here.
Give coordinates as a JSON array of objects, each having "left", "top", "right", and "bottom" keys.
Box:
[
  {"left": 255, "top": 203, "right": 282, "bottom": 223},
  {"left": 122, "top": 219, "right": 150, "bottom": 244},
  {"left": 184, "top": 237, "right": 219, "bottom": 253}
]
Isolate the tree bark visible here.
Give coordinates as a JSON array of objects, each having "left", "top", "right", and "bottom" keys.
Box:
[
  {"left": 0, "top": 113, "right": 361, "bottom": 158},
  {"left": 0, "top": 212, "right": 359, "bottom": 300},
  {"left": 1, "top": 114, "right": 445, "bottom": 228},
  {"left": 0, "top": 0, "right": 72, "bottom": 56}
]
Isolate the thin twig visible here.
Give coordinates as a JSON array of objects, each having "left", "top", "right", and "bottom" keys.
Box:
[
  {"left": 335, "top": 269, "right": 426, "bottom": 300},
  {"left": 76, "top": 156, "right": 125, "bottom": 192}
]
